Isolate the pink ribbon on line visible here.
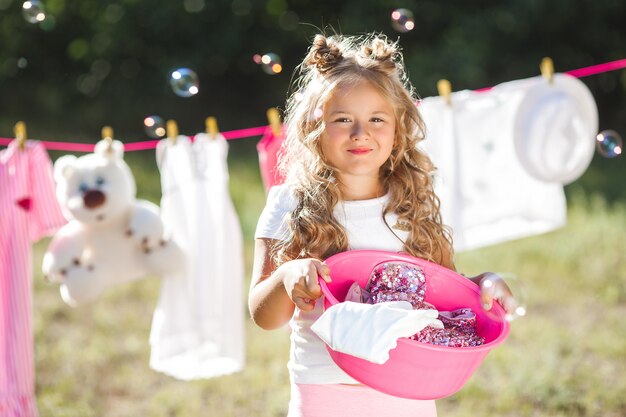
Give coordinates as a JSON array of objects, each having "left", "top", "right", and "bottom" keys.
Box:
[
  {"left": 0, "top": 125, "right": 269, "bottom": 152},
  {"left": 468, "top": 58, "right": 626, "bottom": 94},
  {"left": 566, "top": 58, "right": 626, "bottom": 78}
]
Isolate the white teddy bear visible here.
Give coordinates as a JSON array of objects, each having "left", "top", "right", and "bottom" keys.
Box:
[{"left": 42, "top": 139, "right": 184, "bottom": 306}]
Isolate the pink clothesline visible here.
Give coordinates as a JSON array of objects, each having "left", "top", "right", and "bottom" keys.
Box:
[
  {"left": 0, "top": 125, "right": 270, "bottom": 152},
  {"left": 565, "top": 58, "right": 626, "bottom": 78},
  {"left": 2, "top": 58, "right": 626, "bottom": 153},
  {"left": 473, "top": 58, "right": 626, "bottom": 93}
]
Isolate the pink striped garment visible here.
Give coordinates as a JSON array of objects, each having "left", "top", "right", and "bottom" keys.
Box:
[{"left": 1, "top": 140, "right": 66, "bottom": 417}]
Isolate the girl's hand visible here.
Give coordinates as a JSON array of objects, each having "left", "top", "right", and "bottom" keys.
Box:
[
  {"left": 278, "top": 258, "right": 332, "bottom": 311},
  {"left": 469, "top": 272, "right": 518, "bottom": 316}
]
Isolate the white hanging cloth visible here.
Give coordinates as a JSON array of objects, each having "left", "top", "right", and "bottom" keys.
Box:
[
  {"left": 419, "top": 74, "right": 597, "bottom": 252},
  {"left": 150, "top": 134, "right": 245, "bottom": 380}
]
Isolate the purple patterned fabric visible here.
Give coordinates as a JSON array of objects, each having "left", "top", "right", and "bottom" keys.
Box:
[
  {"left": 366, "top": 262, "right": 430, "bottom": 309},
  {"left": 360, "top": 262, "right": 484, "bottom": 347},
  {"left": 409, "top": 308, "right": 484, "bottom": 347}
]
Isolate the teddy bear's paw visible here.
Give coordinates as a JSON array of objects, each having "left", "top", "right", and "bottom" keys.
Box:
[
  {"left": 60, "top": 267, "right": 104, "bottom": 306},
  {"left": 141, "top": 237, "right": 151, "bottom": 253},
  {"left": 46, "top": 258, "right": 93, "bottom": 283},
  {"left": 138, "top": 235, "right": 167, "bottom": 253},
  {"left": 42, "top": 234, "right": 89, "bottom": 281},
  {"left": 144, "top": 239, "right": 186, "bottom": 276},
  {"left": 125, "top": 223, "right": 161, "bottom": 247},
  {"left": 43, "top": 266, "right": 70, "bottom": 283},
  {"left": 43, "top": 273, "right": 57, "bottom": 283},
  {"left": 141, "top": 238, "right": 169, "bottom": 255}
]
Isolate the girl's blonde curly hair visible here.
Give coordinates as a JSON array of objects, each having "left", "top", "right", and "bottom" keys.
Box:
[{"left": 273, "top": 33, "right": 454, "bottom": 270}]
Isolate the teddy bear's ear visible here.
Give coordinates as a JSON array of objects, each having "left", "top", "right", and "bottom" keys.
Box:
[
  {"left": 54, "top": 155, "right": 77, "bottom": 182},
  {"left": 94, "top": 139, "right": 125, "bottom": 160}
]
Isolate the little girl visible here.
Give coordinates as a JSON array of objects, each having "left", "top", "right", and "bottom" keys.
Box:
[{"left": 249, "top": 33, "right": 515, "bottom": 417}]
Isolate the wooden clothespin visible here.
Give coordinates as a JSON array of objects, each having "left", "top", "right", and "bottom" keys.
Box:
[
  {"left": 14, "top": 121, "right": 27, "bottom": 150},
  {"left": 101, "top": 125, "right": 114, "bottom": 153},
  {"left": 540, "top": 57, "right": 554, "bottom": 84},
  {"left": 437, "top": 79, "right": 452, "bottom": 106},
  {"left": 206, "top": 116, "right": 218, "bottom": 139},
  {"left": 266, "top": 107, "right": 282, "bottom": 137},
  {"left": 166, "top": 119, "right": 178, "bottom": 144}
]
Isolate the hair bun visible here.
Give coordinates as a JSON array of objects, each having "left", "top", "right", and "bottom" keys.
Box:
[
  {"left": 361, "top": 35, "right": 399, "bottom": 63},
  {"left": 305, "top": 34, "right": 344, "bottom": 74}
]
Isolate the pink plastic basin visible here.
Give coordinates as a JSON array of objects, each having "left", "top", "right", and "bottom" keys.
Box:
[{"left": 319, "top": 250, "right": 510, "bottom": 400}]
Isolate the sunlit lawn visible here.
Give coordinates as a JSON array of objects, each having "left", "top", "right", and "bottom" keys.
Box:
[{"left": 32, "top": 152, "right": 626, "bottom": 417}]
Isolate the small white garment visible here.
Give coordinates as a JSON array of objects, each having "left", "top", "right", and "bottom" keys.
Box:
[
  {"left": 311, "top": 301, "right": 443, "bottom": 365},
  {"left": 418, "top": 75, "right": 594, "bottom": 251},
  {"left": 150, "top": 133, "right": 245, "bottom": 380}
]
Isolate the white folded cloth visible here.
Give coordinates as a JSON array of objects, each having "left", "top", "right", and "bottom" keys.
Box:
[{"left": 311, "top": 301, "right": 443, "bottom": 364}]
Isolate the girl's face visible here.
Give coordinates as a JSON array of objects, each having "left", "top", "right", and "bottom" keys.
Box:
[{"left": 319, "top": 80, "right": 396, "bottom": 184}]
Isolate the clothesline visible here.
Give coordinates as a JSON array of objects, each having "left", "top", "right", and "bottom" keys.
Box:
[
  {"left": 0, "top": 125, "right": 269, "bottom": 152},
  {"left": 473, "top": 57, "right": 626, "bottom": 92},
  {"left": 1, "top": 58, "right": 625, "bottom": 152}
]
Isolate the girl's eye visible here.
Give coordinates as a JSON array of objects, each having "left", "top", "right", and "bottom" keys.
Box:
[
  {"left": 371, "top": 117, "right": 384, "bottom": 123},
  {"left": 335, "top": 118, "right": 351, "bottom": 123}
]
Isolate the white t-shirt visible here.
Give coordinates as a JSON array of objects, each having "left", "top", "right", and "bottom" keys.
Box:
[{"left": 255, "top": 184, "right": 409, "bottom": 384}]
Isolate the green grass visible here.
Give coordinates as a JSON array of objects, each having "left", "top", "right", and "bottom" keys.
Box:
[{"left": 32, "top": 154, "right": 626, "bottom": 416}]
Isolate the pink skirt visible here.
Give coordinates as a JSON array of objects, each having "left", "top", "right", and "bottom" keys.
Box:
[{"left": 288, "top": 383, "right": 437, "bottom": 417}]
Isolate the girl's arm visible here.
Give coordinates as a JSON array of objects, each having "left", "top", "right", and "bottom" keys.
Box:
[
  {"left": 248, "top": 238, "right": 331, "bottom": 330},
  {"left": 248, "top": 238, "right": 294, "bottom": 330}
]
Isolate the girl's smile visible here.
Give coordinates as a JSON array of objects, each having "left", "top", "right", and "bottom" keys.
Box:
[{"left": 347, "top": 147, "right": 374, "bottom": 155}]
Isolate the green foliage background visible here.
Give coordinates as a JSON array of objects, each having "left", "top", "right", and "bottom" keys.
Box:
[{"left": 1, "top": 1, "right": 625, "bottom": 416}]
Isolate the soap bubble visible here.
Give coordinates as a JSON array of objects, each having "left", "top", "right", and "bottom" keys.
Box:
[
  {"left": 144, "top": 115, "right": 166, "bottom": 138},
  {"left": 255, "top": 53, "right": 282, "bottom": 75},
  {"left": 483, "top": 272, "right": 527, "bottom": 323},
  {"left": 38, "top": 14, "right": 56, "bottom": 31},
  {"left": 391, "top": 8, "right": 415, "bottom": 33},
  {"left": 22, "top": 0, "right": 46, "bottom": 23},
  {"left": 169, "top": 68, "right": 199, "bottom": 97},
  {"left": 595, "top": 130, "right": 622, "bottom": 158}
]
